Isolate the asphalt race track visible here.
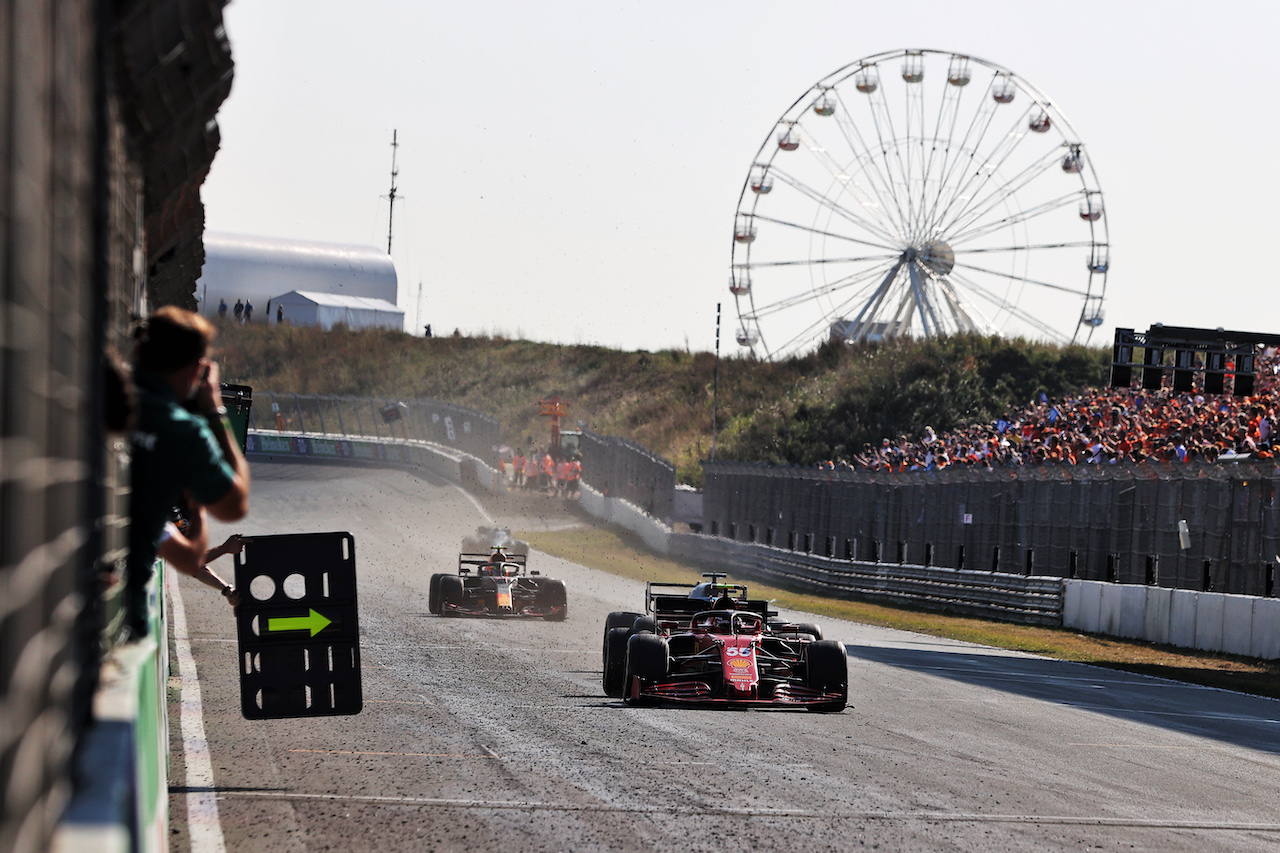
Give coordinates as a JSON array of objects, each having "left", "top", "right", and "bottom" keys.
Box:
[{"left": 168, "top": 462, "right": 1280, "bottom": 852}]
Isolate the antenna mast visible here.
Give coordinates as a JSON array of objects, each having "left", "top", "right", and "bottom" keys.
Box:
[{"left": 386, "top": 130, "right": 399, "bottom": 254}]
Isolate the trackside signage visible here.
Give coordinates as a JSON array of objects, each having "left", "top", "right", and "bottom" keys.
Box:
[
  {"left": 234, "top": 532, "right": 363, "bottom": 719},
  {"left": 249, "top": 434, "right": 295, "bottom": 454}
]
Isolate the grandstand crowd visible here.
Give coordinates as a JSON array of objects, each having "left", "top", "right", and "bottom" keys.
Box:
[{"left": 846, "top": 348, "right": 1280, "bottom": 472}]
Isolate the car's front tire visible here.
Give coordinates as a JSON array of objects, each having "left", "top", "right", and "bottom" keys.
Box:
[
  {"left": 538, "top": 578, "right": 568, "bottom": 621},
  {"left": 625, "top": 633, "right": 669, "bottom": 704},
  {"left": 602, "top": 611, "right": 642, "bottom": 664},
  {"left": 804, "top": 640, "right": 848, "bottom": 712},
  {"left": 603, "top": 627, "right": 630, "bottom": 698},
  {"left": 438, "top": 575, "right": 465, "bottom": 615},
  {"left": 428, "top": 573, "right": 445, "bottom": 615}
]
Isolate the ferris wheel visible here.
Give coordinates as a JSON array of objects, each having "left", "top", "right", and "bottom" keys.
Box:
[{"left": 730, "top": 49, "right": 1109, "bottom": 359}]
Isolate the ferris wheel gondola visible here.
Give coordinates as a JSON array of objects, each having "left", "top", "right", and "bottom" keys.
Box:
[{"left": 729, "top": 49, "right": 1109, "bottom": 359}]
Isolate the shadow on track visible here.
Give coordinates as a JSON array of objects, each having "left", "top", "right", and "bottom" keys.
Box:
[{"left": 849, "top": 643, "right": 1280, "bottom": 754}]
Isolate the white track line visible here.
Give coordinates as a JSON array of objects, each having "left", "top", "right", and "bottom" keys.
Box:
[
  {"left": 168, "top": 566, "right": 228, "bottom": 853},
  {"left": 451, "top": 482, "right": 494, "bottom": 524},
  {"left": 206, "top": 791, "right": 1280, "bottom": 830}
]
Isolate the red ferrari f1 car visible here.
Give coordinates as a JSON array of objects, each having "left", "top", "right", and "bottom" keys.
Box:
[
  {"left": 429, "top": 548, "right": 567, "bottom": 620},
  {"left": 601, "top": 574, "right": 846, "bottom": 711}
]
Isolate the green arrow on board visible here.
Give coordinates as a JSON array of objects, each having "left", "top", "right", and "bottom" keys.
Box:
[{"left": 267, "top": 609, "right": 332, "bottom": 637}]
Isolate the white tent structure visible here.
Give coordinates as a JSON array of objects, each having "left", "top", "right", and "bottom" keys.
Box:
[
  {"left": 197, "top": 232, "right": 400, "bottom": 328},
  {"left": 272, "top": 290, "right": 404, "bottom": 331}
]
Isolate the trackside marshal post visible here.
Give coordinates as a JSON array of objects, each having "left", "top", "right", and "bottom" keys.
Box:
[{"left": 234, "top": 532, "right": 363, "bottom": 719}]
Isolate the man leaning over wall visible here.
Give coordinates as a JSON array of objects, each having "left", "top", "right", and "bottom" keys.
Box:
[{"left": 126, "top": 307, "right": 251, "bottom": 637}]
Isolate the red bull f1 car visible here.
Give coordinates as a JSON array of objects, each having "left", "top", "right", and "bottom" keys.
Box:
[
  {"left": 601, "top": 574, "right": 846, "bottom": 711},
  {"left": 429, "top": 549, "right": 567, "bottom": 620}
]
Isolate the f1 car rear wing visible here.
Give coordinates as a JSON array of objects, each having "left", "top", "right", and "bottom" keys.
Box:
[
  {"left": 458, "top": 552, "right": 528, "bottom": 573},
  {"left": 650, "top": 597, "right": 773, "bottom": 618},
  {"left": 644, "top": 581, "right": 697, "bottom": 602},
  {"left": 644, "top": 578, "right": 774, "bottom": 619}
]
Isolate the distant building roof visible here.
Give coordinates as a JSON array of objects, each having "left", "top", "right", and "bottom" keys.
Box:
[
  {"left": 196, "top": 232, "right": 398, "bottom": 324},
  {"left": 205, "top": 232, "right": 394, "bottom": 275},
  {"left": 274, "top": 290, "right": 401, "bottom": 311}
]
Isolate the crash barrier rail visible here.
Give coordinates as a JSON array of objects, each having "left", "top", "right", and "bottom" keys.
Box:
[
  {"left": 669, "top": 532, "right": 1064, "bottom": 626},
  {"left": 249, "top": 391, "right": 501, "bottom": 465},
  {"left": 578, "top": 430, "right": 676, "bottom": 523},
  {"left": 245, "top": 431, "right": 505, "bottom": 494},
  {"left": 1063, "top": 580, "right": 1280, "bottom": 659},
  {"left": 702, "top": 459, "right": 1280, "bottom": 598},
  {"left": 579, "top": 481, "right": 1063, "bottom": 625}
]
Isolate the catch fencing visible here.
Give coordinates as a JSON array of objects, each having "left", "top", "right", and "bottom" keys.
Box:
[
  {"left": 578, "top": 430, "right": 676, "bottom": 523},
  {"left": 702, "top": 460, "right": 1280, "bottom": 597},
  {"left": 250, "top": 392, "right": 501, "bottom": 463}
]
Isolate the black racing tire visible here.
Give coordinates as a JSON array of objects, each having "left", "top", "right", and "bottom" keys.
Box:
[
  {"left": 626, "top": 632, "right": 669, "bottom": 683},
  {"left": 438, "top": 575, "right": 465, "bottom": 615},
  {"left": 605, "top": 610, "right": 642, "bottom": 632},
  {"left": 603, "top": 626, "right": 630, "bottom": 698},
  {"left": 804, "top": 640, "right": 848, "bottom": 712},
  {"left": 428, "top": 573, "right": 445, "bottom": 615},
  {"left": 603, "top": 611, "right": 642, "bottom": 661},
  {"left": 795, "top": 622, "right": 823, "bottom": 641},
  {"left": 630, "top": 615, "right": 657, "bottom": 635},
  {"left": 538, "top": 578, "right": 568, "bottom": 621}
]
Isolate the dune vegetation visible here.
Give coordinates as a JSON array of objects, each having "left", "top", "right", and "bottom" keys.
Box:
[{"left": 216, "top": 323, "right": 1110, "bottom": 486}]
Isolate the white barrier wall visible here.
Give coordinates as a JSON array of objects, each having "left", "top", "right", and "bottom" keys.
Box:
[
  {"left": 1063, "top": 580, "right": 1280, "bottom": 660},
  {"left": 578, "top": 485, "right": 672, "bottom": 554}
]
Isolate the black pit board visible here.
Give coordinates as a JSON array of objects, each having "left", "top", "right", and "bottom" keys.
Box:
[{"left": 234, "top": 532, "right": 362, "bottom": 719}]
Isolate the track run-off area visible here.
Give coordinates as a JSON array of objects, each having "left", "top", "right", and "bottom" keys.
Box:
[{"left": 167, "top": 462, "right": 1280, "bottom": 852}]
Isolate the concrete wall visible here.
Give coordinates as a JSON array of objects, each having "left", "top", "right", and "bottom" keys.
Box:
[
  {"left": 579, "top": 485, "right": 673, "bottom": 554},
  {"left": 1063, "top": 580, "right": 1280, "bottom": 659},
  {"left": 246, "top": 432, "right": 502, "bottom": 494}
]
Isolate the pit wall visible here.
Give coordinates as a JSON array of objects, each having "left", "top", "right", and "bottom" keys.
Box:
[{"left": 54, "top": 572, "right": 169, "bottom": 853}]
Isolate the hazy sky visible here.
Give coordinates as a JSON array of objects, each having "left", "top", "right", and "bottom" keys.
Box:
[{"left": 202, "top": 1, "right": 1280, "bottom": 355}]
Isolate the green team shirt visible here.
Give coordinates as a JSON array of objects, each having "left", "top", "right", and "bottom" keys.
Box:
[{"left": 127, "top": 368, "right": 237, "bottom": 577}]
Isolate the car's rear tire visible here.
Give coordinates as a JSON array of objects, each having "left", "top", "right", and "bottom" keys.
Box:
[
  {"left": 606, "top": 611, "right": 642, "bottom": 630},
  {"left": 804, "top": 640, "right": 848, "bottom": 711},
  {"left": 438, "top": 575, "right": 464, "bottom": 615},
  {"left": 630, "top": 615, "right": 657, "bottom": 635},
  {"left": 603, "top": 611, "right": 642, "bottom": 663},
  {"left": 795, "top": 622, "right": 823, "bottom": 641},
  {"left": 538, "top": 578, "right": 567, "bottom": 621},
  {"left": 603, "top": 626, "right": 629, "bottom": 697},
  {"left": 428, "top": 573, "right": 445, "bottom": 615}
]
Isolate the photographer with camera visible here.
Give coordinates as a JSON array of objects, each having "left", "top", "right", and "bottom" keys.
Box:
[{"left": 126, "top": 307, "right": 251, "bottom": 638}]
